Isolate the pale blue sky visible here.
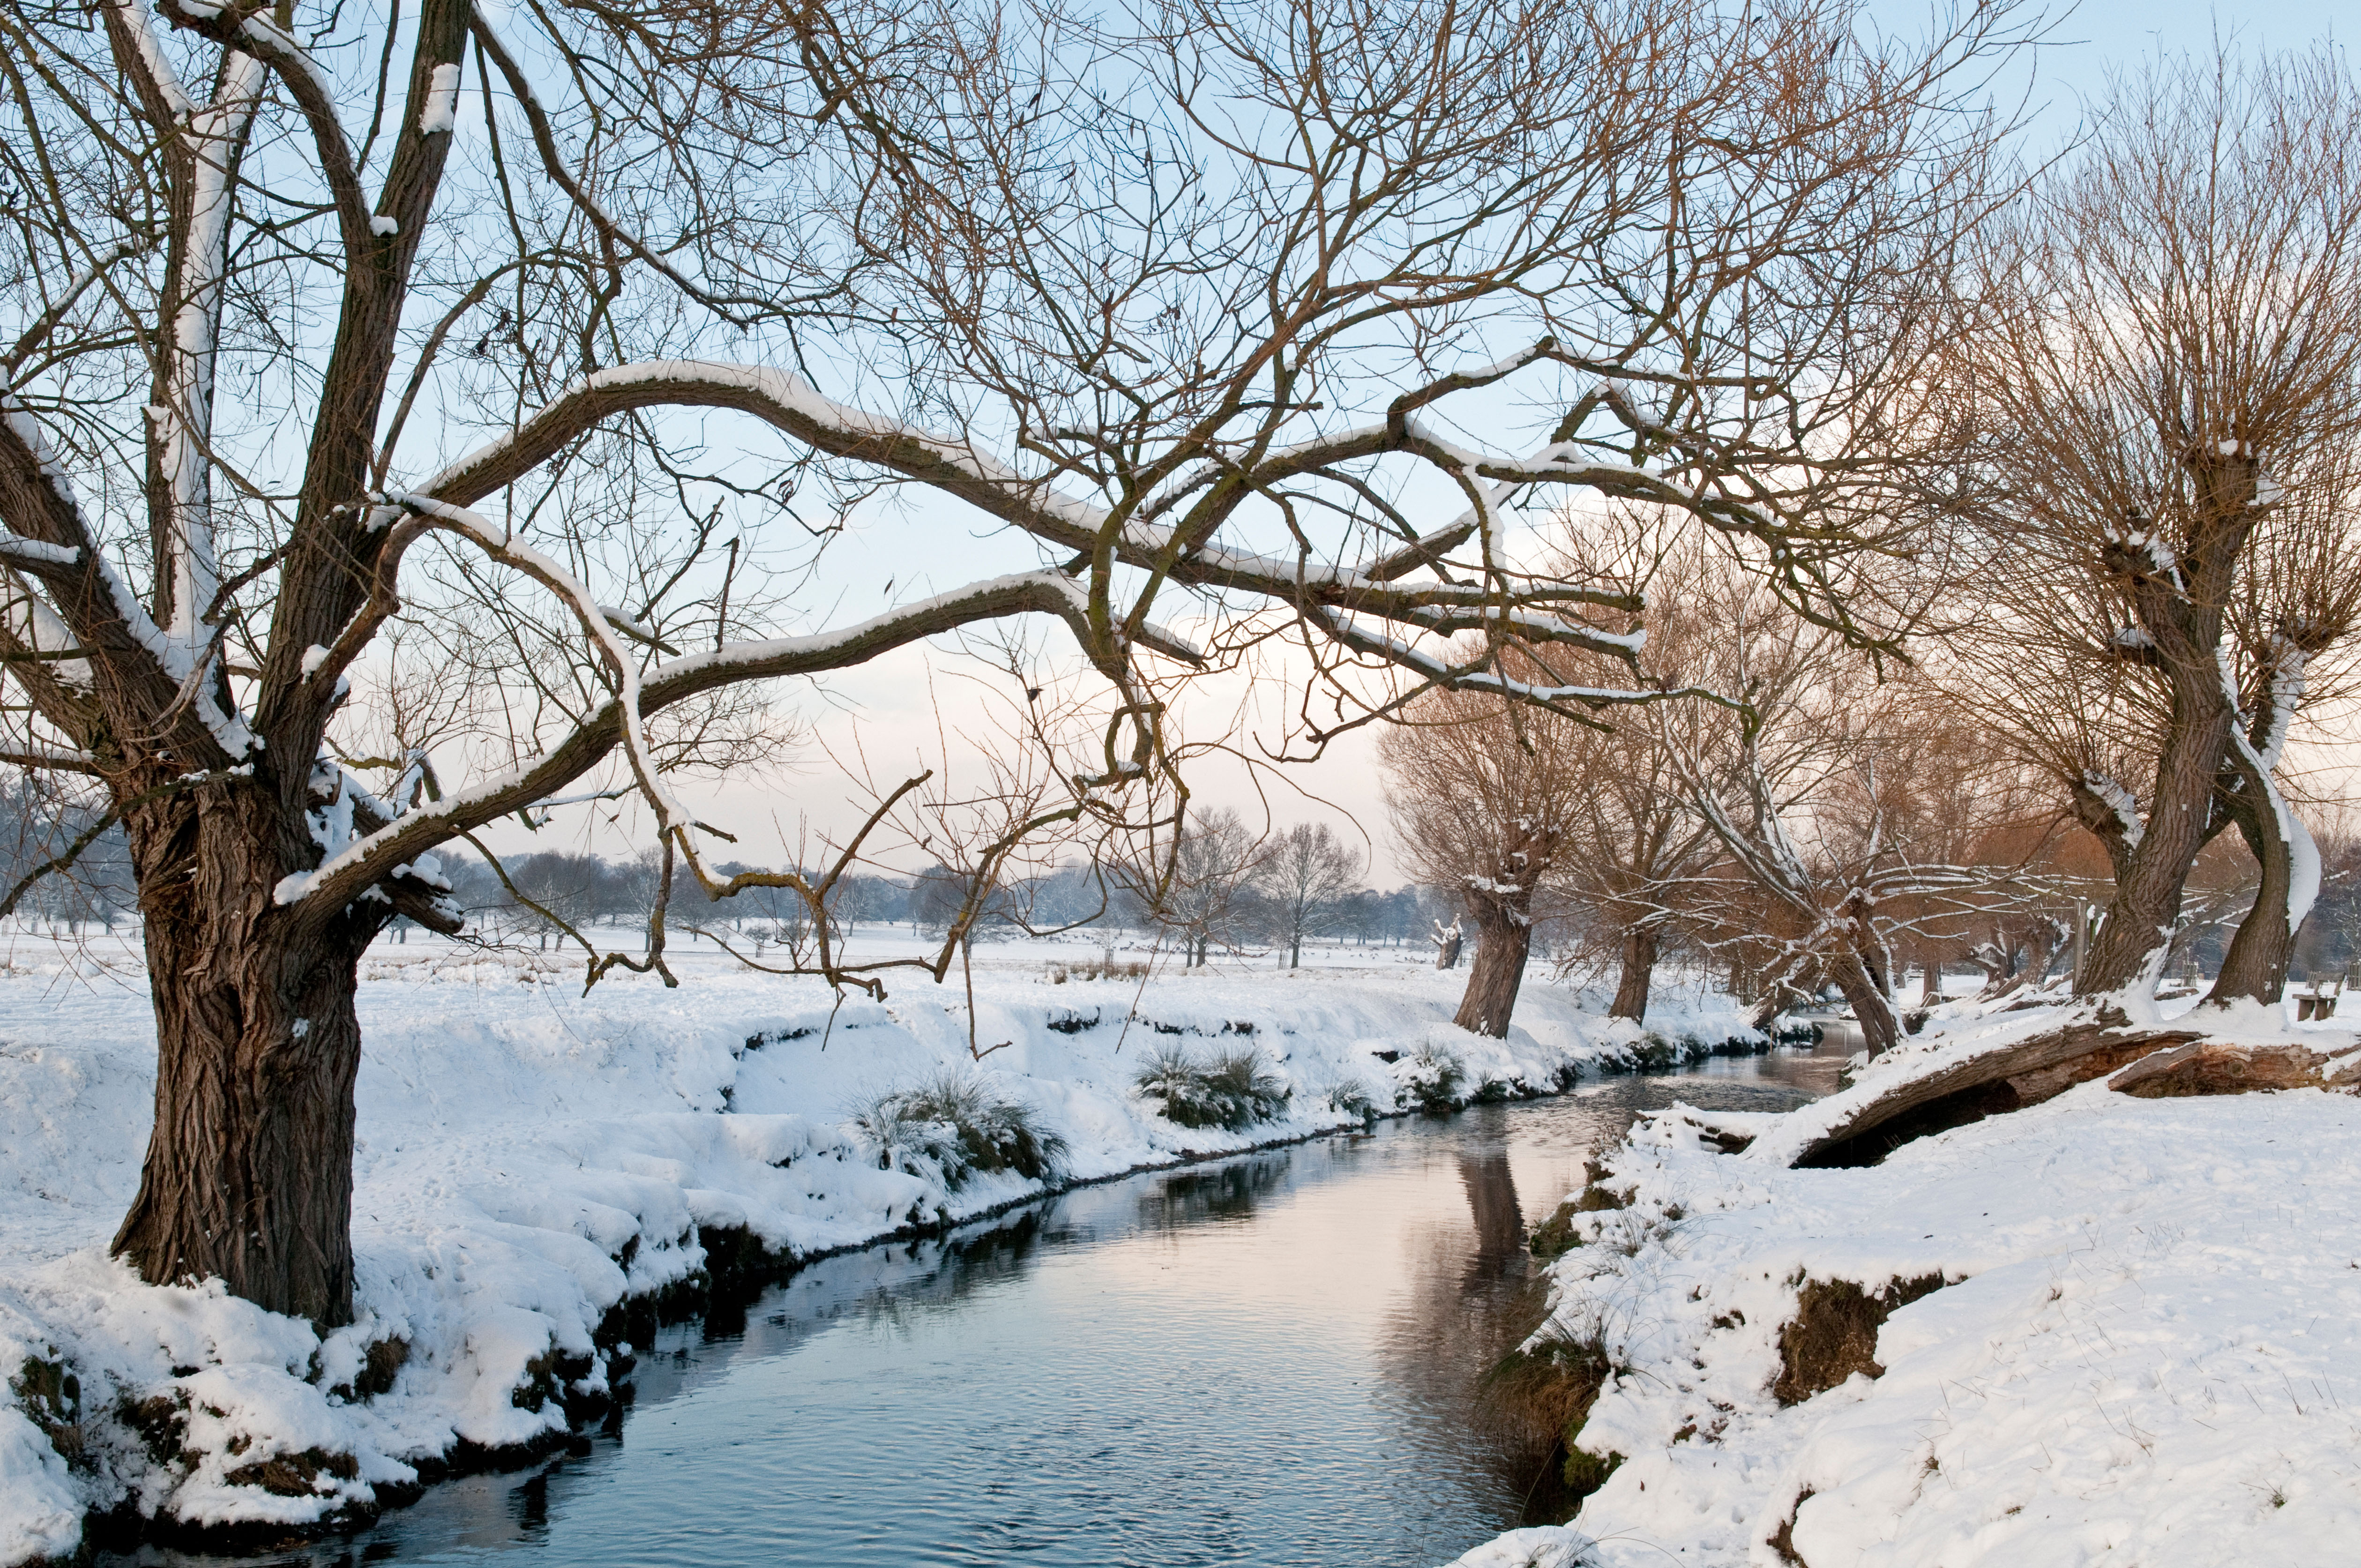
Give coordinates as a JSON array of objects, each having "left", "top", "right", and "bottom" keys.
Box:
[
  {"left": 1941, "top": 0, "right": 2345, "bottom": 144},
  {"left": 613, "top": 3, "right": 2361, "bottom": 882}
]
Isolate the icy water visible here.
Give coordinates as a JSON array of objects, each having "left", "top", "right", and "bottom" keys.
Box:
[{"left": 105, "top": 1049, "right": 1838, "bottom": 1568}]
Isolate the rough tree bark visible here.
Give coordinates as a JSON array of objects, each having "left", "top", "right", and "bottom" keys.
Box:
[
  {"left": 1609, "top": 923, "right": 1660, "bottom": 1022},
  {"left": 1823, "top": 948, "right": 1902, "bottom": 1059},
  {"left": 2059, "top": 440, "right": 2268, "bottom": 998},
  {"left": 2205, "top": 749, "right": 2309, "bottom": 1006},
  {"left": 1453, "top": 823, "right": 1560, "bottom": 1037},
  {"left": 110, "top": 783, "right": 456, "bottom": 1325}
]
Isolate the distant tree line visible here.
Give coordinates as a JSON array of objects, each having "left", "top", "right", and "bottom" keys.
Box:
[{"left": 414, "top": 832, "right": 1455, "bottom": 961}]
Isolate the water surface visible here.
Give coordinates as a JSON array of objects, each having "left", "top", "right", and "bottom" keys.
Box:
[{"left": 105, "top": 1049, "right": 1837, "bottom": 1568}]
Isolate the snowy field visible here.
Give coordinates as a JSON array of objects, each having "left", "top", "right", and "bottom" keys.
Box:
[
  {"left": 0, "top": 926, "right": 1756, "bottom": 1564},
  {"left": 1448, "top": 993, "right": 2361, "bottom": 1568}
]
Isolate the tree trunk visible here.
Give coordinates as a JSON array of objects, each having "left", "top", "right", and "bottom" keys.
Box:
[
  {"left": 1824, "top": 947, "right": 1901, "bottom": 1058},
  {"left": 1454, "top": 899, "right": 1532, "bottom": 1037},
  {"left": 2075, "top": 723, "right": 2230, "bottom": 997},
  {"left": 2206, "top": 749, "right": 2316, "bottom": 1007},
  {"left": 2076, "top": 450, "right": 2259, "bottom": 998},
  {"left": 1451, "top": 822, "right": 1559, "bottom": 1038},
  {"left": 1609, "top": 924, "right": 1659, "bottom": 1022},
  {"left": 111, "top": 794, "right": 380, "bottom": 1329}
]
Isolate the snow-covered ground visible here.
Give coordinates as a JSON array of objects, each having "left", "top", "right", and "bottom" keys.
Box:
[
  {"left": 0, "top": 929, "right": 1756, "bottom": 1565},
  {"left": 1448, "top": 995, "right": 2361, "bottom": 1568}
]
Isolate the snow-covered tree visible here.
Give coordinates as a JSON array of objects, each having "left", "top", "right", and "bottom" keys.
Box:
[
  {"left": 1935, "top": 45, "right": 2361, "bottom": 1007},
  {"left": 0, "top": 0, "right": 2021, "bottom": 1322}
]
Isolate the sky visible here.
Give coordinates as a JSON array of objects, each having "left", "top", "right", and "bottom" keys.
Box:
[{"left": 497, "top": 0, "right": 2354, "bottom": 889}]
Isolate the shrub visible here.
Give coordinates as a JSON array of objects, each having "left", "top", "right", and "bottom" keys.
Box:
[
  {"left": 1399, "top": 1043, "right": 1466, "bottom": 1114},
  {"left": 1319, "top": 1076, "right": 1381, "bottom": 1125},
  {"left": 853, "top": 1072, "right": 1067, "bottom": 1189},
  {"left": 1633, "top": 1031, "right": 1679, "bottom": 1072},
  {"left": 1135, "top": 1044, "right": 1292, "bottom": 1131}
]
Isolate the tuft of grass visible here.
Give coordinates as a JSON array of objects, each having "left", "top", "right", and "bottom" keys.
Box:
[
  {"left": 1528, "top": 1198, "right": 1584, "bottom": 1259},
  {"left": 1481, "top": 1329, "right": 1627, "bottom": 1503},
  {"left": 1319, "top": 1076, "right": 1381, "bottom": 1125},
  {"left": 1135, "top": 1044, "right": 1292, "bottom": 1131},
  {"left": 853, "top": 1071, "right": 1068, "bottom": 1189},
  {"left": 1400, "top": 1042, "right": 1467, "bottom": 1114},
  {"left": 1634, "top": 1031, "right": 1679, "bottom": 1072}
]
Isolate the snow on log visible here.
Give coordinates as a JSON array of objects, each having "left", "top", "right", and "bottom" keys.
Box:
[
  {"left": 2108, "top": 1039, "right": 2361, "bottom": 1098},
  {"left": 1742, "top": 1012, "right": 2208, "bottom": 1168}
]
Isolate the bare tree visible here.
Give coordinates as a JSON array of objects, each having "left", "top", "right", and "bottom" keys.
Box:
[
  {"left": 1381, "top": 653, "right": 1595, "bottom": 1036},
  {"left": 1936, "top": 44, "right": 2361, "bottom": 1008},
  {"left": 1657, "top": 568, "right": 2038, "bottom": 1056},
  {"left": 1265, "top": 821, "right": 1363, "bottom": 969},
  {"left": 1541, "top": 529, "right": 1745, "bottom": 1021},
  {"left": 0, "top": 0, "right": 2023, "bottom": 1323},
  {"left": 1135, "top": 805, "right": 1268, "bottom": 966}
]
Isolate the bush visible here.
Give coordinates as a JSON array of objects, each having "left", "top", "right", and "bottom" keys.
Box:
[
  {"left": 1633, "top": 1031, "right": 1679, "bottom": 1072},
  {"left": 1318, "top": 1076, "right": 1381, "bottom": 1125},
  {"left": 1398, "top": 1043, "right": 1466, "bottom": 1114},
  {"left": 853, "top": 1072, "right": 1067, "bottom": 1189},
  {"left": 1135, "top": 1044, "right": 1292, "bottom": 1131}
]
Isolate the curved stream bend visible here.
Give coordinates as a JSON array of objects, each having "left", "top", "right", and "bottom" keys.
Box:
[{"left": 106, "top": 1051, "right": 1837, "bottom": 1568}]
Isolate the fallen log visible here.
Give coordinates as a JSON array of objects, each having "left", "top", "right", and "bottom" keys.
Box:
[
  {"left": 1790, "top": 1017, "right": 2203, "bottom": 1168},
  {"left": 2109, "top": 1039, "right": 2361, "bottom": 1098}
]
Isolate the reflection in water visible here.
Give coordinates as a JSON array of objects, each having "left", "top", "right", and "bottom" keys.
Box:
[
  {"left": 1136, "top": 1152, "right": 1294, "bottom": 1230},
  {"left": 1376, "top": 1117, "right": 1579, "bottom": 1533},
  {"left": 96, "top": 1049, "right": 1833, "bottom": 1568},
  {"left": 1457, "top": 1148, "right": 1525, "bottom": 1279}
]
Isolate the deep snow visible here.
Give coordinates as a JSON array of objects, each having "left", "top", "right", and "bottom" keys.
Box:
[
  {"left": 1444, "top": 996, "right": 2361, "bottom": 1568},
  {"left": 0, "top": 932, "right": 1756, "bottom": 1565}
]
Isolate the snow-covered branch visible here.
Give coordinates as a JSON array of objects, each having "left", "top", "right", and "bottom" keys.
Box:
[{"left": 276, "top": 567, "right": 1104, "bottom": 919}]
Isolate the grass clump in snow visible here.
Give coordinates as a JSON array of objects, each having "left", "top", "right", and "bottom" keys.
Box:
[
  {"left": 1135, "top": 1044, "right": 1292, "bottom": 1131},
  {"left": 1399, "top": 1043, "right": 1467, "bottom": 1114},
  {"left": 1481, "top": 1328, "right": 1628, "bottom": 1505},
  {"left": 1321, "top": 1077, "right": 1382, "bottom": 1125},
  {"left": 854, "top": 1072, "right": 1068, "bottom": 1188}
]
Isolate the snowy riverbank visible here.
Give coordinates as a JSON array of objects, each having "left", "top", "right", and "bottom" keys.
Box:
[
  {"left": 0, "top": 938, "right": 1758, "bottom": 1564},
  {"left": 1447, "top": 995, "right": 2361, "bottom": 1568}
]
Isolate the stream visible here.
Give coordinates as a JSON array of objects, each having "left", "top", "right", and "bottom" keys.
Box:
[{"left": 103, "top": 1047, "right": 1838, "bottom": 1568}]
